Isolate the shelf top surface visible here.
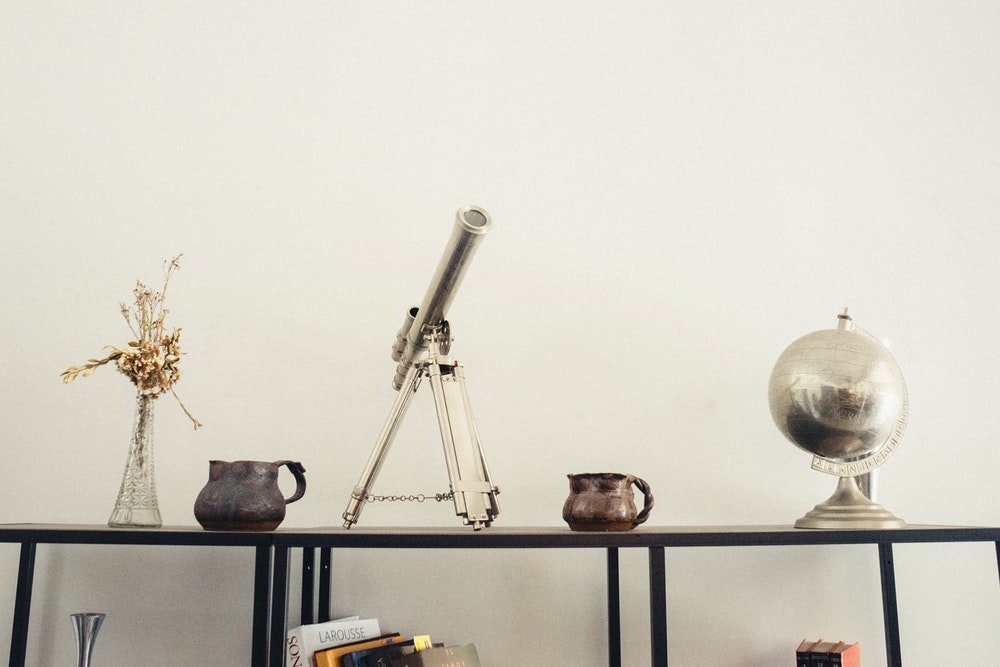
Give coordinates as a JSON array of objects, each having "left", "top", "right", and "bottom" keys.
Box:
[
  {"left": 272, "top": 523, "right": 1000, "bottom": 548},
  {"left": 0, "top": 523, "right": 273, "bottom": 546},
  {"left": 2, "top": 523, "right": 1000, "bottom": 548}
]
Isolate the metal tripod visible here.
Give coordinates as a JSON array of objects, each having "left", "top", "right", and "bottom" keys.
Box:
[{"left": 342, "top": 324, "right": 500, "bottom": 530}]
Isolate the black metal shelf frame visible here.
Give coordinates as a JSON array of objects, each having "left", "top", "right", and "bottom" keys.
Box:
[
  {"left": 0, "top": 525, "right": 274, "bottom": 667},
  {"left": 272, "top": 525, "right": 1000, "bottom": 667},
  {"left": 3, "top": 524, "right": 1000, "bottom": 667}
]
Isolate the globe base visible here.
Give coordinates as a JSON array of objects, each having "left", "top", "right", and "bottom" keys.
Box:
[{"left": 795, "top": 475, "right": 905, "bottom": 530}]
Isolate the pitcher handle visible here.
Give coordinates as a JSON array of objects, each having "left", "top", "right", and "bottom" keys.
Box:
[
  {"left": 275, "top": 460, "right": 307, "bottom": 505},
  {"left": 630, "top": 476, "right": 654, "bottom": 527}
]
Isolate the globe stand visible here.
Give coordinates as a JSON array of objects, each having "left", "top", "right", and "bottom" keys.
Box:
[{"left": 795, "top": 475, "right": 904, "bottom": 529}]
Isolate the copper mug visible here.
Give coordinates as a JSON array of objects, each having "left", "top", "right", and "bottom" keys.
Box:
[
  {"left": 194, "top": 460, "right": 306, "bottom": 531},
  {"left": 562, "top": 472, "right": 654, "bottom": 531}
]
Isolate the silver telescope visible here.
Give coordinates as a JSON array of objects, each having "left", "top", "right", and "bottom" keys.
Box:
[
  {"left": 343, "top": 204, "right": 500, "bottom": 530},
  {"left": 391, "top": 205, "right": 493, "bottom": 390}
]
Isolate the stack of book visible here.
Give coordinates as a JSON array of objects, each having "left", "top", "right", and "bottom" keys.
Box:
[
  {"left": 795, "top": 639, "right": 860, "bottom": 667},
  {"left": 286, "top": 616, "right": 480, "bottom": 667}
]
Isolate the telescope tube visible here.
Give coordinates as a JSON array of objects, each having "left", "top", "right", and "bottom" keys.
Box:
[{"left": 392, "top": 205, "right": 493, "bottom": 390}]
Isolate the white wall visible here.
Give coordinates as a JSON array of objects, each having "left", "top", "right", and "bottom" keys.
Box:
[{"left": 2, "top": 3, "right": 999, "bottom": 665}]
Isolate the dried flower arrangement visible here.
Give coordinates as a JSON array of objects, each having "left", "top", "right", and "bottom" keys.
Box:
[{"left": 61, "top": 255, "right": 202, "bottom": 429}]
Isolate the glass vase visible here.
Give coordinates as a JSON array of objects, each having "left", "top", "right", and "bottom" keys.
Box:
[
  {"left": 108, "top": 391, "right": 162, "bottom": 527},
  {"left": 71, "top": 612, "right": 105, "bottom": 667}
]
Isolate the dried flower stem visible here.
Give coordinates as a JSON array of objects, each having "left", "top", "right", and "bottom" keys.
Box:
[
  {"left": 171, "top": 388, "right": 203, "bottom": 430},
  {"left": 61, "top": 255, "right": 201, "bottom": 430}
]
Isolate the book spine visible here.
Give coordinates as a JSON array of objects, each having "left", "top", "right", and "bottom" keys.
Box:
[
  {"left": 286, "top": 627, "right": 309, "bottom": 667},
  {"left": 309, "top": 618, "right": 382, "bottom": 649},
  {"left": 827, "top": 641, "right": 845, "bottom": 667},
  {"left": 293, "top": 617, "right": 382, "bottom": 666},
  {"left": 810, "top": 647, "right": 831, "bottom": 667},
  {"left": 315, "top": 650, "right": 336, "bottom": 667},
  {"left": 796, "top": 640, "right": 818, "bottom": 667}
]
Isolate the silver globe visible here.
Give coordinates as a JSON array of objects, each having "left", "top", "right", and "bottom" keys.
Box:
[
  {"left": 768, "top": 311, "right": 908, "bottom": 529},
  {"left": 768, "top": 317, "right": 907, "bottom": 463}
]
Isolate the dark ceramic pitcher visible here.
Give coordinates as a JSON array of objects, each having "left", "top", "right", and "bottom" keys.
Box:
[
  {"left": 562, "top": 472, "right": 654, "bottom": 531},
  {"left": 194, "top": 460, "right": 306, "bottom": 531}
]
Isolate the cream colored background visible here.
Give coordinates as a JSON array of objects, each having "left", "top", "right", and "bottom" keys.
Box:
[{"left": 2, "top": 3, "right": 1000, "bottom": 665}]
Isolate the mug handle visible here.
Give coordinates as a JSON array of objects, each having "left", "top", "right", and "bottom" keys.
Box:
[
  {"left": 275, "top": 460, "right": 307, "bottom": 505},
  {"left": 629, "top": 476, "right": 654, "bottom": 527}
]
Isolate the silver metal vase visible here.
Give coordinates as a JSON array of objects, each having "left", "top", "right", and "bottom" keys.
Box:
[{"left": 71, "top": 613, "right": 105, "bottom": 667}]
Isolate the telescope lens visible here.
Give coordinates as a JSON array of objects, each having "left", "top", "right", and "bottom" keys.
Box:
[{"left": 462, "top": 209, "right": 488, "bottom": 228}]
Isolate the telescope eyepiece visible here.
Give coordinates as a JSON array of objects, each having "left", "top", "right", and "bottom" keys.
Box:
[
  {"left": 462, "top": 208, "right": 488, "bottom": 228},
  {"left": 456, "top": 205, "right": 493, "bottom": 235}
]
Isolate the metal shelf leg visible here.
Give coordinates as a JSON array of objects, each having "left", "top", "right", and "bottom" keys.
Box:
[
  {"left": 994, "top": 541, "right": 1000, "bottom": 589},
  {"left": 879, "top": 542, "right": 902, "bottom": 667},
  {"left": 252, "top": 544, "right": 272, "bottom": 667},
  {"left": 8, "top": 541, "right": 35, "bottom": 667},
  {"left": 607, "top": 547, "right": 621, "bottom": 667},
  {"left": 300, "top": 547, "right": 315, "bottom": 625},
  {"left": 648, "top": 546, "right": 667, "bottom": 667},
  {"left": 269, "top": 545, "right": 291, "bottom": 667},
  {"left": 318, "top": 548, "right": 332, "bottom": 622}
]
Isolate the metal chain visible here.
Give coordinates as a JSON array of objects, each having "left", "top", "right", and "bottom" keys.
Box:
[{"left": 364, "top": 490, "right": 455, "bottom": 503}]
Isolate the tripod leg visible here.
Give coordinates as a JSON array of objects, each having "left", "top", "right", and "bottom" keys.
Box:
[
  {"left": 427, "top": 359, "right": 500, "bottom": 530},
  {"left": 342, "top": 365, "right": 423, "bottom": 528},
  {"left": 470, "top": 416, "right": 501, "bottom": 520}
]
